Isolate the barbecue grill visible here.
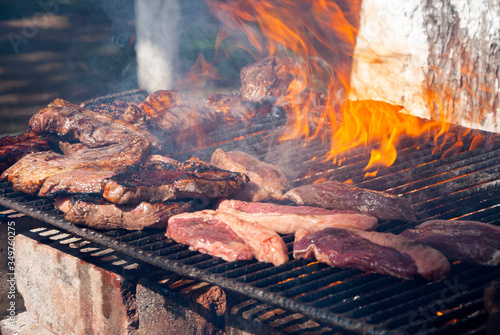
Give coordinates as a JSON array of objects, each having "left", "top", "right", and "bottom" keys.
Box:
[{"left": 1, "top": 91, "right": 499, "bottom": 334}]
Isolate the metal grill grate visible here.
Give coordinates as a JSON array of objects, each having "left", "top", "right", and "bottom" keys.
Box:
[{"left": 1, "top": 98, "right": 499, "bottom": 334}]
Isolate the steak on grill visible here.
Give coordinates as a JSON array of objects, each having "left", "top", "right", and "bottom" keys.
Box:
[
  {"left": 168, "top": 210, "right": 289, "bottom": 266},
  {"left": 211, "top": 148, "right": 289, "bottom": 202},
  {"left": 55, "top": 194, "right": 193, "bottom": 230},
  {"left": 400, "top": 220, "right": 500, "bottom": 266},
  {"left": 39, "top": 169, "right": 115, "bottom": 197},
  {"left": 285, "top": 180, "right": 417, "bottom": 222},
  {"left": 217, "top": 199, "right": 378, "bottom": 234},
  {"left": 138, "top": 90, "right": 220, "bottom": 153},
  {"left": 206, "top": 92, "right": 273, "bottom": 121},
  {"left": 240, "top": 56, "right": 302, "bottom": 104},
  {"left": 102, "top": 159, "right": 249, "bottom": 205},
  {"left": 29, "top": 99, "right": 161, "bottom": 151},
  {"left": 80, "top": 94, "right": 147, "bottom": 121},
  {"left": 166, "top": 213, "right": 254, "bottom": 262},
  {"left": 294, "top": 227, "right": 450, "bottom": 281},
  {"left": 1, "top": 137, "right": 150, "bottom": 195},
  {"left": 0, "top": 130, "right": 51, "bottom": 173}
]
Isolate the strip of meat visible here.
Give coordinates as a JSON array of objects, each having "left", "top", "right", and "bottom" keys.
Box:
[
  {"left": 1, "top": 137, "right": 150, "bottom": 195},
  {"left": 400, "top": 220, "right": 500, "bottom": 266},
  {"left": 0, "top": 130, "right": 51, "bottom": 173},
  {"left": 102, "top": 159, "right": 249, "bottom": 205},
  {"left": 294, "top": 227, "right": 450, "bottom": 281},
  {"left": 166, "top": 214, "right": 254, "bottom": 262},
  {"left": 240, "top": 56, "right": 302, "bottom": 104},
  {"left": 168, "top": 210, "right": 289, "bottom": 266},
  {"left": 29, "top": 99, "right": 161, "bottom": 151},
  {"left": 55, "top": 194, "right": 193, "bottom": 230},
  {"left": 217, "top": 199, "right": 377, "bottom": 233},
  {"left": 285, "top": 180, "right": 416, "bottom": 223},
  {"left": 211, "top": 148, "right": 289, "bottom": 202}
]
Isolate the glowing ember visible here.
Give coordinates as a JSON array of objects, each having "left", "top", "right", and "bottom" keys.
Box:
[{"left": 204, "top": 0, "right": 475, "bottom": 175}]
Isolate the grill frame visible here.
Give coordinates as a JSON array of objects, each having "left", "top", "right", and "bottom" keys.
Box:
[{"left": 1, "top": 92, "right": 499, "bottom": 334}]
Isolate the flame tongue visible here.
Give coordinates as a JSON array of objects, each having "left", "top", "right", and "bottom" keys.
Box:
[{"left": 205, "top": 0, "right": 458, "bottom": 174}]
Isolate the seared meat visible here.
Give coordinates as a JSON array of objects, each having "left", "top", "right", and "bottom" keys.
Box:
[
  {"left": 285, "top": 180, "right": 417, "bottom": 223},
  {"left": 294, "top": 227, "right": 450, "bottom": 281},
  {"left": 206, "top": 91, "right": 273, "bottom": 122},
  {"left": 400, "top": 220, "right": 500, "bottom": 265},
  {"left": 56, "top": 194, "right": 193, "bottom": 230},
  {"left": 166, "top": 213, "right": 254, "bottom": 262},
  {"left": 144, "top": 154, "right": 179, "bottom": 164},
  {"left": 1, "top": 137, "right": 150, "bottom": 195},
  {"left": 168, "top": 210, "right": 289, "bottom": 266},
  {"left": 29, "top": 99, "right": 161, "bottom": 151},
  {"left": 240, "top": 56, "right": 302, "bottom": 104},
  {"left": 80, "top": 95, "right": 147, "bottom": 121},
  {"left": 138, "top": 90, "right": 220, "bottom": 153},
  {"left": 217, "top": 199, "right": 377, "bottom": 234},
  {"left": 211, "top": 148, "right": 289, "bottom": 202},
  {"left": 0, "top": 130, "right": 51, "bottom": 173},
  {"left": 103, "top": 159, "right": 249, "bottom": 205},
  {"left": 58, "top": 142, "right": 87, "bottom": 156},
  {"left": 39, "top": 169, "right": 115, "bottom": 197}
]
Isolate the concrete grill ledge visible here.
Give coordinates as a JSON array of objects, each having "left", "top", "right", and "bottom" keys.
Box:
[
  {"left": 14, "top": 232, "right": 139, "bottom": 335},
  {"left": 12, "top": 228, "right": 331, "bottom": 335}
]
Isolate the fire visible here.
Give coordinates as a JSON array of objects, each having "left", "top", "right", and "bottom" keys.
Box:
[{"left": 205, "top": 0, "right": 467, "bottom": 174}]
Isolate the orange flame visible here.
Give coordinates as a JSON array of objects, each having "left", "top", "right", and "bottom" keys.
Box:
[{"left": 206, "top": 0, "right": 489, "bottom": 174}]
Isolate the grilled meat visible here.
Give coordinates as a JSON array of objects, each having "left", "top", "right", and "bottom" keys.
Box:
[
  {"left": 80, "top": 95, "right": 147, "bottom": 121},
  {"left": 168, "top": 210, "right": 289, "bottom": 266},
  {"left": 1, "top": 137, "right": 150, "bottom": 195},
  {"left": 0, "top": 130, "right": 51, "bottom": 173},
  {"left": 211, "top": 148, "right": 289, "bottom": 202},
  {"left": 102, "top": 159, "right": 249, "bottom": 205},
  {"left": 39, "top": 169, "right": 115, "bottom": 197},
  {"left": 55, "top": 194, "right": 193, "bottom": 230},
  {"left": 138, "top": 90, "right": 220, "bottom": 153},
  {"left": 285, "top": 180, "right": 417, "bottom": 222},
  {"left": 217, "top": 199, "right": 378, "bottom": 234},
  {"left": 166, "top": 213, "right": 254, "bottom": 262},
  {"left": 240, "top": 56, "right": 302, "bottom": 104},
  {"left": 206, "top": 91, "right": 273, "bottom": 122},
  {"left": 400, "top": 220, "right": 500, "bottom": 265},
  {"left": 58, "top": 142, "right": 87, "bottom": 156},
  {"left": 29, "top": 99, "right": 161, "bottom": 151},
  {"left": 294, "top": 227, "right": 450, "bottom": 281}
]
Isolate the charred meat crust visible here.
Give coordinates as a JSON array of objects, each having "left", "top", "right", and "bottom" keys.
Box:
[
  {"left": 58, "top": 194, "right": 194, "bottom": 230},
  {"left": 102, "top": 160, "right": 249, "bottom": 205},
  {"left": 1, "top": 136, "right": 150, "bottom": 195},
  {"left": 29, "top": 99, "right": 161, "bottom": 151},
  {"left": 240, "top": 56, "right": 302, "bottom": 104},
  {"left": 0, "top": 130, "right": 51, "bottom": 173}
]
